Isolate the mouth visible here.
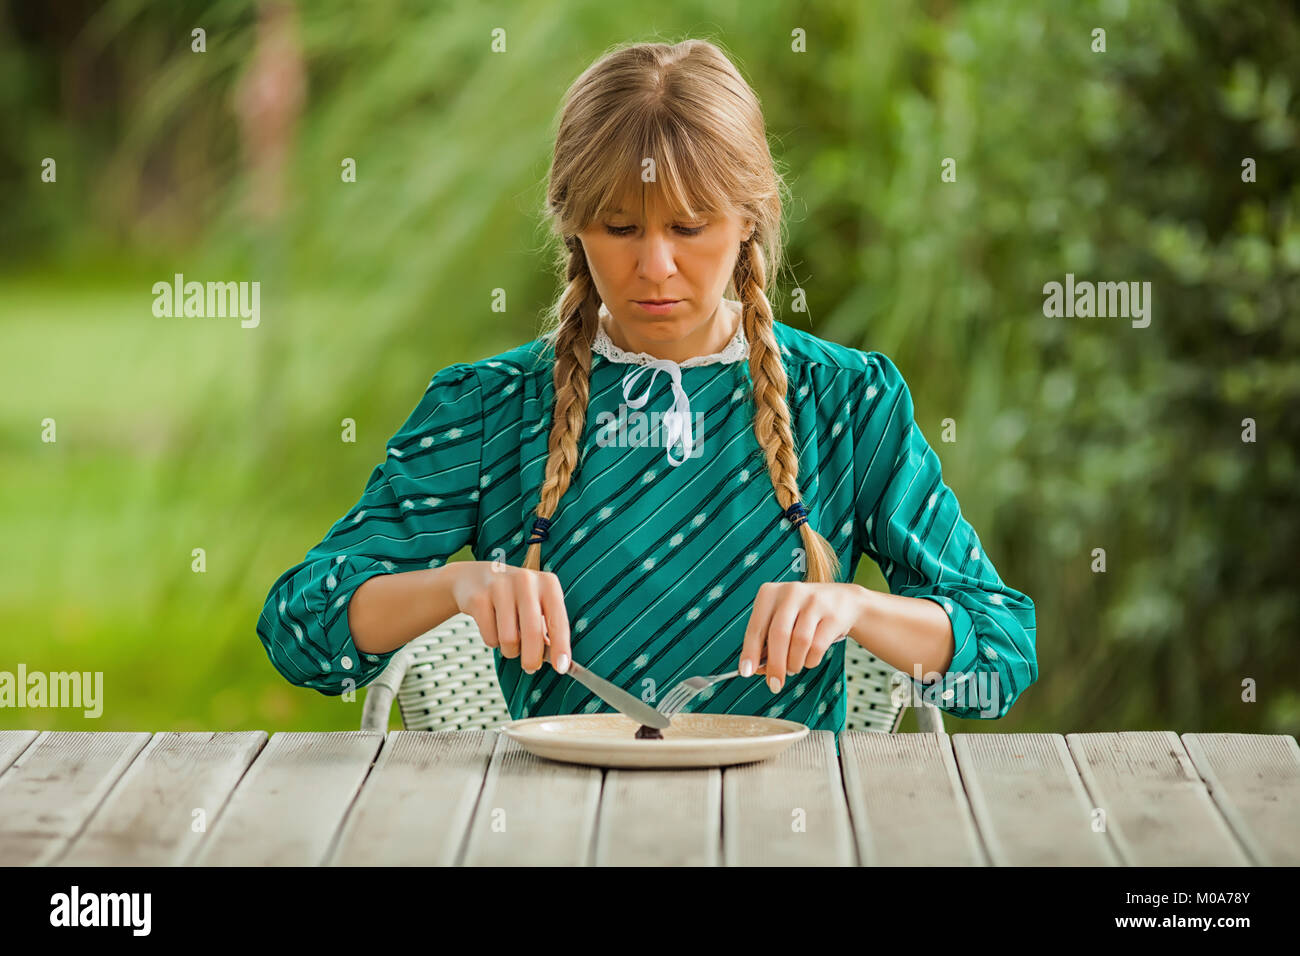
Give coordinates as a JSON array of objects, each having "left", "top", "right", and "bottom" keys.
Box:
[{"left": 635, "top": 299, "right": 681, "bottom": 305}]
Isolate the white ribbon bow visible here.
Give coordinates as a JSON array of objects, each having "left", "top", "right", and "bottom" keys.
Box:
[{"left": 620, "top": 359, "right": 694, "bottom": 467}]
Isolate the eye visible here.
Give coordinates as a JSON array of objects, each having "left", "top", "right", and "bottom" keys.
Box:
[{"left": 604, "top": 224, "right": 707, "bottom": 237}]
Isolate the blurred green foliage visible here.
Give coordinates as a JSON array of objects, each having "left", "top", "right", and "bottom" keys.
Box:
[{"left": 1, "top": 0, "right": 1296, "bottom": 734}]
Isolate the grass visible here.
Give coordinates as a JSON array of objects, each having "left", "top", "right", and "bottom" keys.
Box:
[{"left": 0, "top": 268, "right": 453, "bottom": 732}]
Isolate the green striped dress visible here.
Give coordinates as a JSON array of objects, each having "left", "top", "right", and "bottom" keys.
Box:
[{"left": 257, "top": 309, "right": 1037, "bottom": 733}]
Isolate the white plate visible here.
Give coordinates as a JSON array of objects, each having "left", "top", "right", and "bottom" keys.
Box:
[{"left": 501, "top": 712, "right": 809, "bottom": 768}]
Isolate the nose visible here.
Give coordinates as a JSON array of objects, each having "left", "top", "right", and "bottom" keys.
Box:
[{"left": 636, "top": 230, "right": 678, "bottom": 283}]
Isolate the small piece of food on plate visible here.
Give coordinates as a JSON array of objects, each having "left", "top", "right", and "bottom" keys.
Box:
[{"left": 635, "top": 724, "right": 664, "bottom": 740}]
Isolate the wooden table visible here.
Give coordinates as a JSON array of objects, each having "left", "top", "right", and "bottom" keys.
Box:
[{"left": 1, "top": 729, "right": 1296, "bottom": 866}]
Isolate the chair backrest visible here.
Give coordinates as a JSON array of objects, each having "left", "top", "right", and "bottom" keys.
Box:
[
  {"left": 388, "top": 614, "right": 510, "bottom": 732},
  {"left": 364, "top": 612, "right": 941, "bottom": 734}
]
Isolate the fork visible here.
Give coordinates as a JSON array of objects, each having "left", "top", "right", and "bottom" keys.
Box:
[{"left": 656, "top": 633, "right": 849, "bottom": 717}]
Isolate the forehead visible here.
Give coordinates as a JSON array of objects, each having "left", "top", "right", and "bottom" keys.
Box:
[{"left": 594, "top": 179, "right": 734, "bottom": 224}]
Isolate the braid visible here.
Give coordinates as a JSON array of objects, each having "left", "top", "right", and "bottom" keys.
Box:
[
  {"left": 735, "top": 239, "right": 842, "bottom": 583},
  {"left": 524, "top": 238, "right": 600, "bottom": 571}
]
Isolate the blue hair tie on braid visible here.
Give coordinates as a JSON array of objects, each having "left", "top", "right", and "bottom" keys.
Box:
[
  {"left": 783, "top": 501, "right": 809, "bottom": 529},
  {"left": 526, "top": 516, "right": 552, "bottom": 545}
]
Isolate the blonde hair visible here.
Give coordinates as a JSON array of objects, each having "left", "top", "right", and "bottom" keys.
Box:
[{"left": 528, "top": 38, "right": 840, "bottom": 584}]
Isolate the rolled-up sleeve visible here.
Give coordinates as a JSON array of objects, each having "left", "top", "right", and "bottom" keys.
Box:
[
  {"left": 257, "top": 362, "right": 484, "bottom": 695},
  {"left": 854, "top": 351, "right": 1037, "bottom": 719}
]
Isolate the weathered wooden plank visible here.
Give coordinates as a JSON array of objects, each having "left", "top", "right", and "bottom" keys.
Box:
[
  {"left": 1065, "top": 731, "right": 1250, "bottom": 866},
  {"left": 1182, "top": 733, "right": 1300, "bottom": 866},
  {"left": 840, "top": 730, "right": 987, "bottom": 865},
  {"left": 723, "top": 730, "right": 854, "bottom": 865},
  {"left": 0, "top": 731, "right": 150, "bottom": 866},
  {"left": 328, "top": 730, "right": 495, "bottom": 866},
  {"left": 56, "top": 732, "right": 267, "bottom": 866},
  {"left": 595, "top": 767, "right": 721, "bottom": 866},
  {"left": 7, "top": 729, "right": 1290, "bottom": 867},
  {"left": 0, "top": 731, "right": 39, "bottom": 775},
  {"left": 460, "top": 732, "right": 600, "bottom": 865},
  {"left": 954, "top": 733, "right": 1120, "bottom": 866},
  {"left": 1066, "top": 733, "right": 1248, "bottom": 868},
  {"left": 191, "top": 731, "right": 383, "bottom": 866}
]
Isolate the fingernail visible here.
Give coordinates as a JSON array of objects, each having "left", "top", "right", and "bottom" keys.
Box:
[
  {"left": 768, "top": 676, "right": 781, "bottom": 693},
  {"left": 556, "top": 653, "right": 569, "bottom": 674},
  {"left": 739, "top": 659, "right": 753, "bottom": 677}
]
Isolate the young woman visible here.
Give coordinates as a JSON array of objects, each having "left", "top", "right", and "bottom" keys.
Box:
[{"left": 257, "top": 39, "right": 1037, "bottom": 733}]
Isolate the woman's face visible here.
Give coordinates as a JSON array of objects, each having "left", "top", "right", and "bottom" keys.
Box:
[{"left": 577, "top": 191, "right": 754, "bottom": 362}]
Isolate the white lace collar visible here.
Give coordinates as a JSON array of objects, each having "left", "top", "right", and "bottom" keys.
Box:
[
  {"left": 589, "top": 300, "right": 748, "bottom": 468},
  {"left": 592, "top": 299, "right": 749, "bottom": 367}
]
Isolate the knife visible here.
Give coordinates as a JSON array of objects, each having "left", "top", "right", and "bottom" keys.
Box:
[{"left": 543, "top": 641, "right": 670, "bottom": 729}]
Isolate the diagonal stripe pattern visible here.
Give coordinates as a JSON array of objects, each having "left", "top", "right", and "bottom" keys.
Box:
[{"left": 257, "top": 318, "right": 1038, "bottom": 734}]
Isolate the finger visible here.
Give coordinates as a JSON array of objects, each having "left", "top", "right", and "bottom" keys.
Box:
[
  {"left": 472, "top": 594, "right": 500, "bottom": 649},
  {"left": 803, "top": 617, "right": 842, "bottom": 669},
  {"left": 739, "top": 583, "right": 775, "bottom": 678},
  {"left": 764, "top": 587, "right": 799, "bottom": 692},
  {"left": 516, "top": 574, "right": 546, "bottom": 674},
  {"left": 786, "top": 602, "right": 819, "bottom": 675},
  {"left": 538, "top": 572, "right": 571, "bottom": 673},
  {"left": 494, "top": 581, "right": 520, "bottom": 659}
]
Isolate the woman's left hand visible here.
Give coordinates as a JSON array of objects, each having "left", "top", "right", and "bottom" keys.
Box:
[{"left": 738, "top": 582, "right": 867, "bottom": 693}]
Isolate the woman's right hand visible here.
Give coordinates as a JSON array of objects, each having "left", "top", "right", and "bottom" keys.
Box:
[{"left": 449, "top": 562, "right": 572, "bottom": 675}]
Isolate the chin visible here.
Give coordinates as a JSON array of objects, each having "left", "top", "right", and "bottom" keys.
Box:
[{"left": 633, "top": 318, "right": 690, "bottom": 337}]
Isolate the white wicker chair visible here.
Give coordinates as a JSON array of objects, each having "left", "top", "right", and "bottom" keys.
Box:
[{"left": 360, "top": 612, "right": 945, "bottom": 734}]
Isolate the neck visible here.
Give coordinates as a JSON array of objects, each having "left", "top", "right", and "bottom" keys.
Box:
[{"left": 601, "top": 298, "right": 740, "bottom": 364}]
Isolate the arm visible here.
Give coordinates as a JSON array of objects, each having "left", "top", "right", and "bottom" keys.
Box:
[
  {"left": 348, "top": 562, "right": 464, "bottom": 655},
  {"left": 855, "top": 353, "right": 1037, "bottom": 719},
  {"left": 256, "top": 362, "right": 484, "bottom": 695},
  {"left": 843, "top": 583, "right": 956, "bottom": 678}
]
